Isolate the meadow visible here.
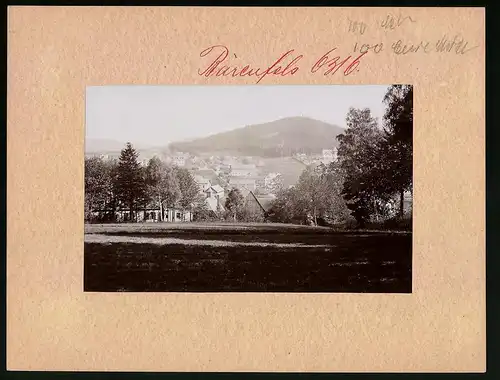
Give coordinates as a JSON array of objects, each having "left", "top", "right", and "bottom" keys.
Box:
[{"left": 84, "top": 223, "right": 412, "bottom": 293}]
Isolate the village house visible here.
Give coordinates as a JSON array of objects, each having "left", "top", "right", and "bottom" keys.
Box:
[
  {"left": 204, "top": 184, "right": 225, "bottom": 199},
  {"left": 198, "top": 183, "right": 226, "bottom": 218},
  {"left": 90, "top": 202, "right": 193, "bottom": 223},
  {"left": 230, "top": 163, "right": 257, "bottom": 177},
  {"left": 219, "top": 164, "right": 231, "bottom": 175},
  {"left": 228, "top": 176, "right": 257, "bottom": 192},
  {"left": 255, "top": 176, "right": 266, "bottom": 190},
  {"left": 172, "top": 152, "right": 188, "bottom": 167},
  {"left": 143, "top": 205, "right": 193, "bottom": 223},
  {"left": 244, "top": 191, "right": 276, "bottom": 220},
  {"left": 192, "top": 168, "right": 222, "bottom": 187},
  {"left": 294, "top": 153, "right": 322, "bottom": 166},
  {"left": 205, "top": 197, "right": 224, "bottom": 217},
  {"left": 193, "top": 174, "right": 211, "bottom": 193}
]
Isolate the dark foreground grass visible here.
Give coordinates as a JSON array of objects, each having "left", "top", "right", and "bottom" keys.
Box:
[{"left": 84, "top": 223, "right": 412, "bottom": 293}]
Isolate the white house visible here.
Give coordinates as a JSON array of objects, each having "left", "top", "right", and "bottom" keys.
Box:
[
  {"left": 204, "top": 184, "right": 225, "bottom": 199},
  {"left": 205, "top": 196, "right": 225, "bottom": 217},
  {"left": 91, "top": 204, "right": 193, "bottom": 223}
]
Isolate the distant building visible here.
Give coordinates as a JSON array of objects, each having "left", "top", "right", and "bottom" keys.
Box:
[
  {"left": 163, "top": 207, "right": 193, "bottom": 222},
  {"left": 230, "top": 163, "right": 257, "bottom": 177},
  {"left": 219, "top": 164, "right": 231, "bottom": 175},
  {"left": 193, "top": 175, "right": 211, "bottom": 193},
  {"left": 228, "top": 176, "right": 257, "bottom": 192},
  {"left": 322, "top": 148, "right": 338, "bottom": 164},
  {"left": 255, "top": 177, "right": 266, "bottom": 189},
  {"left": 192, "top": 168, "right": 221, "bottom": 184},
  {"left": 197, "top": 160, "right": 209, "bottom": 168},
  {"left": 172, "top": 152, "right": 188, "bottom": 167},
  {"left": 293, "top": 153, "right": 308, "bottom": 163}
]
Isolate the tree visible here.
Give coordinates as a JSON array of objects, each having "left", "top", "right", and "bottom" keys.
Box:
[
  {"left": 321, "top": 161, "right": 352, "bottom": 224},
  {"left": 225, "top": 188, "right": 245, "bottom": 222},
  {"left": 192, "top": 193, "right": 215, "bottom": 222},
  {"left": 145, "top": 156, "right": 181, "bottom": 221},
  {"left": 294, "top": 165, "right": 329, "bottom": 225},
  {"left": 115, "top": 143, "right": 147, "bottom": 222},
  {"left": 267, "top": 187, "right": 303, "bottom": 224},
  {"left": 266, "top": 173, "right": 284, "bottom": 195},
  {"left": 238, "top": 206, "right": 265, "bottom": 223},
  {"left": 337, "top": 108, "right": 384, "bottom": 227},
  {"left": 266, "top": 165, "right": 344, "bottom": 226},
  {"left": 85, "top": 157, "right": 118, "bottom": 222},
  {"left": 174, "top": 167, "right": 200, "bottom": 212},
  {"left": 382, "top": 85, "right": 413, "bottom": 216},
  {"left": 85, "top": 157, "right": 107, "bottom": 219}
]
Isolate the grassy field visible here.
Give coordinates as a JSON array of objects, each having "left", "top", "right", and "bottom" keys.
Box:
[{"left": 84, "top": 223, "right": 412, "bottom": 293}]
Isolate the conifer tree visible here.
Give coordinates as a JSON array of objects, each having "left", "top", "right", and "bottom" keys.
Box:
[{"left": 115, "top": 142, "right": 146, "bottom": 222}]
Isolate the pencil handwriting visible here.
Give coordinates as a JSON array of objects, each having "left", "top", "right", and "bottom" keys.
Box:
[
  {"left": 347, "top": 18, "right": 368, "bottom": 35},
  {"left": 353, "top": 42, "right": 384, "bottom": 54},
  {"left": 380, "top": 13, "right": 416, "bottom": 30},
  {"left": 391, "top": 35, "right": 478, "bottom": 55}
]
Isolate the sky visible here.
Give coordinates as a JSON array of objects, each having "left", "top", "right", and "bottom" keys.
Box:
[{"left": 86, "top": 85, "right": 389, "bottom": 147}]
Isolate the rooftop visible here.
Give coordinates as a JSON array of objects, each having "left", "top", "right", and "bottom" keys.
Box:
[
  {"left": 205, "top": 184, "right": 224, "bottom": 193},
  {"left": 247, "top": 191, "right": 276, "bottom": 212}
]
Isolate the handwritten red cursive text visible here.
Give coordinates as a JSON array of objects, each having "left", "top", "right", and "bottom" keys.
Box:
[
  {"left": 198, "top": 45, "right": 303, "bottom": 84},
  {"left": 311, "top": 48, "right": 368, "bottom": 76}
]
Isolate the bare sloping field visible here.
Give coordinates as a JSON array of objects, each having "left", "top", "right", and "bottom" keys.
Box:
[{"left": 84, "top": 223, "right": 412, "bottom": 293}]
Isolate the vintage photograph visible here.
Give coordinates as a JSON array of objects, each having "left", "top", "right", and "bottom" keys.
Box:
[{"left": 84, "top": 85, "right": 413, "bottom": 293}]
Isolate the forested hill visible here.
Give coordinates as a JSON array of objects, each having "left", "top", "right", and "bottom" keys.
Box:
[{"left": 168, "top": 117, "right": 344, "bottom": 157}]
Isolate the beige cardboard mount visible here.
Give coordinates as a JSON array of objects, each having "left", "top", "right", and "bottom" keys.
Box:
[{"left": 7, "top": 6, "right": 485, "bottom": 372}]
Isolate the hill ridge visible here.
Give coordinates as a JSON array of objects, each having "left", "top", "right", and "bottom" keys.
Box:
[{"left": 168, "top": 116, "right": 344, "bottom": 157}]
